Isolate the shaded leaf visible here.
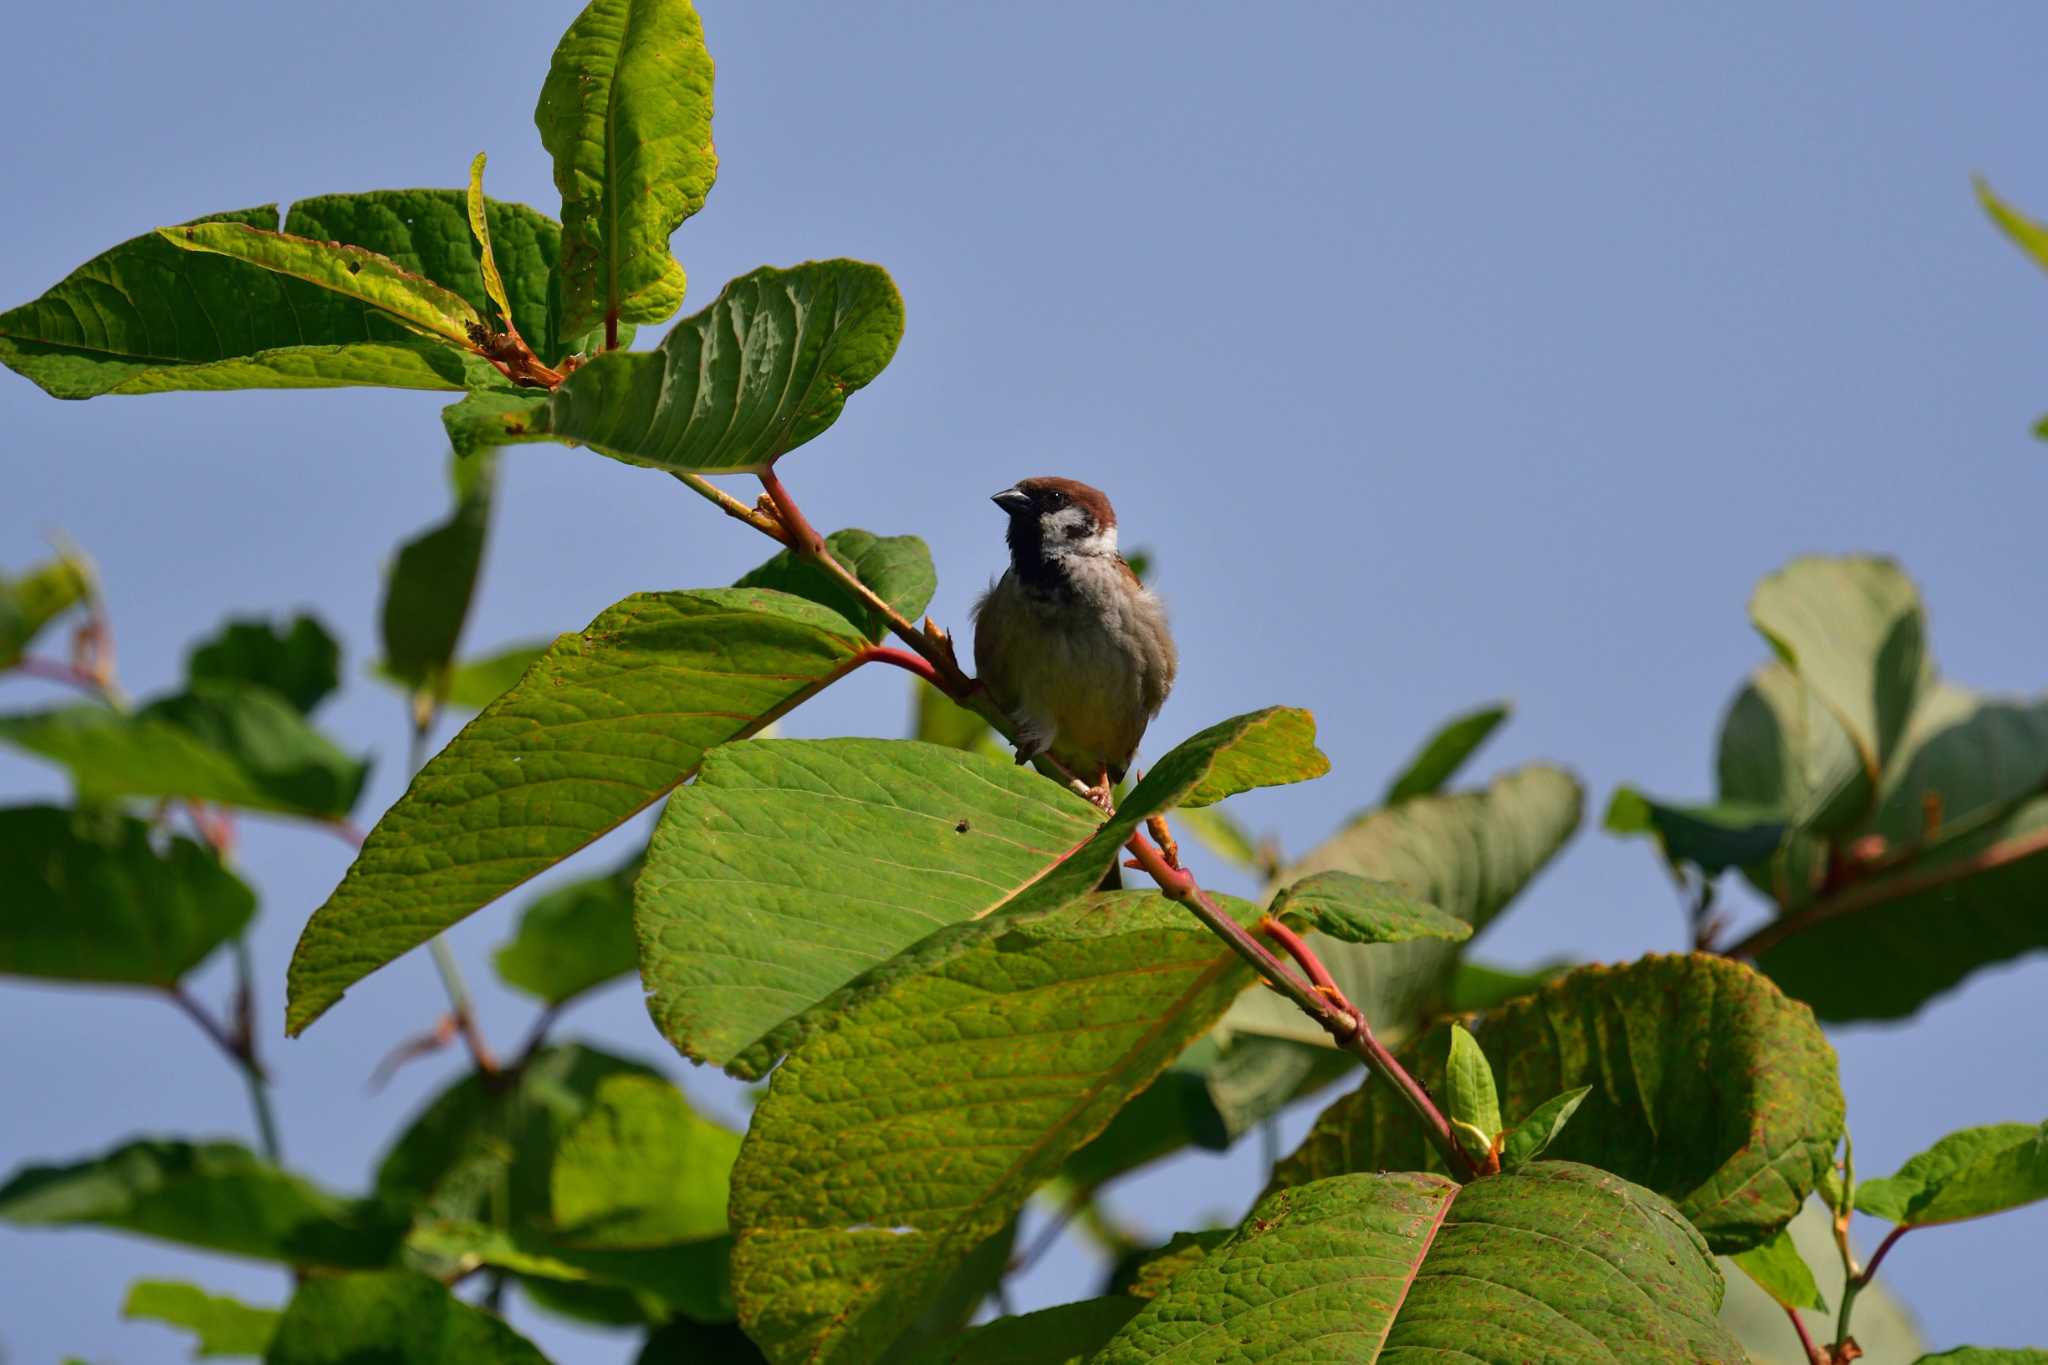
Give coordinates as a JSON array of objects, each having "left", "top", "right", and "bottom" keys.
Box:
[
  {"left": 158, "top": 222, "right": 484, "bottom": 349},
  {"left": 1498, "top": 1084, "right": 1591, "bottom": 1173},
  {"left": 639, "top": 1317, "right": 768, "bottom": 1363},
  {"left": 375, "top": 1043, "right": 660, "bottom": 1227},
  {"left": 1382, "top": 700, "right": 1509, "bottom": 805},
  {"left": 187, "top": 614, "right": 340, "bottom": 716},
  {"left": 1719, "top": 1199, "right": 1924, "bottom": 1364},
  {"left": 266, "top": 1271, "right": 548, "bottom": 1365},
  {"left": 548, "top": 261, "right": 904, "bottom": 474},
  {"left": 1272, "top": 954, "right": 1844, "bottom": 1253},
  {"left": 442, "top": 389, "right": 555, "bottom": 458},
  {"left": 536, "top": 0, "right": 718, "bottom": 338},
  {"left": 1604, "top": 786, "right": 1788, "bottom": 876},
  {"left": 910, "top": 682, "right": 994, "bottom": 754},
  {"left": 122, "top": 1279, "right": 279, "bottom": 1358},
  {"left": 1718, "top": 660, "right": 1865, "bottom": 851},
  {"left": 0, "top": 207, "right": 471, "bottom": 398},
  {"left": 728, "top": 892, "right": 1265, "bottom": 1365},
  {"left": 734, "top": 529, "right": 937, "bottom": 643},
  {"left": 1268, "top": 870, "right": 1470, "bottom": 947},
  {"left": 1224, "top": 765, "right": 1583, "bottom": 1049},
  {"left": 379, "top": 450, "right": 499, "bottom": 697},
  {"left": 286, "top": 589, "right": 868, "bottom": 1035},
  {"left": 0, "top": 804, "right": 254, "bottom": 986},
  {"left": 1729, "top": 1225, "right": 1827, "bottom": 1312},
  {"left": 1750, "top": 555, "right": 1931, "bottom": 791},
  {"left": 0, "top": 554, "right": 90, "bottom": 665},
  {"left": 1441, "top": 958, "right": 1571, "bottom": 1012},
  {"left": 0, "top": 1139, "right": 402, "bottom": 1269},
  {"left": 902, "top": 1298, "right": 1141, "bottom": 1365},
  {"left": 1094, "top": 1165, "right": 1744, "bottom": 1362},
  {"left": 0, "top": 684, "right": 369, "bottom": 820},
  {"left": 1855, "top": 1121, "right": 2048, "bottom": 1227},
  {"left": 494, "top": 851, "right": 642, "bottom": 1005}
]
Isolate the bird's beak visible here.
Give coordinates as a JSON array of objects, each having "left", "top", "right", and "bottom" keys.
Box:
[{"left": 990, "top": 487, "right": 1032, "bottom": 516}]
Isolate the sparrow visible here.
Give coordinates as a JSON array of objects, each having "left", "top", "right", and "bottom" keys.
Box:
[{"left": 971, "top": 477, "right": 1178, "bottom": 804}]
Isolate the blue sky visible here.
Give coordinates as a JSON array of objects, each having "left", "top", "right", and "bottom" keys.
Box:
[{"left": 3, "top": 3, "right": 2046, "bottom": 1360}]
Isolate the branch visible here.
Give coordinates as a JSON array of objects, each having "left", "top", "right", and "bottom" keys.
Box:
[
  {"left": 1726, "top": 821, "right": 2048, "bottom": 960},
  {"left": 1123, "top": 831, "right": 1477, "bottom": 1180},
  {"left": 404, "top": 713, "right": 498, "bottom": 1076},
  {"left": 1784, "top": 1305, "right": 1826, "bottom": 1365}
]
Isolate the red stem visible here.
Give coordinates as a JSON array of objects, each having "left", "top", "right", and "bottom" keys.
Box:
[
  {"left": 1784, "top": 1305, "right": 1825, "bottom": 1365},
  {"left": 1259, "top": 915, "right": 1350, "bottom": 1013},
  {"left": 859, "top": 645, "right": 944, "bottom": 688},
  {"left": 7, "top": 655, "right": 102, "bottom": 693},
  {"left": 759, "top": 468, "right": 826, "bottom": 557},
  {"left": 1858, "top": 1224, "right": 1909, "bottom": 1285}
]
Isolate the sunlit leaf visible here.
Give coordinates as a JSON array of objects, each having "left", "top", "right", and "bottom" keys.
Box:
[
  {"left": 1273, "top": 954, "right": 1844, "bottom": 1253},
  {"left": 734, "top": 529, "right": 936, "bottom": 643},
  {"left": 1728, "top": 1225, "right": 1827, "bottom": 1312},
  {"left": 266, "top": 1271, "right": 548, "bottom": 1365},
  {"left": 1855, "top": 1121, "right": 2048, "bottom": 1227},
  {"left": 536, "top": 0, "right": 718, "bottom": 338},
  {"left": 286, "top": 589, "right": 868, "bottom": 1035},
  {"left": 1094, "top": 1165, "right": 1744, "bottom": 1362},
  {"left": 548, "top": 261, "right": 904, "bottom": 474},
  {"left": 123, "top": 1280, "right": 279, "bottom": 1359},
  {"left": 0, "top": 554, "right": 90, "bottom": 666}
]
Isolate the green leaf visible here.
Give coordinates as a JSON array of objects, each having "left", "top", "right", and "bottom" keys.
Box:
[
  {"left": 158, "top": 222, "right": 484, "bottom": 350},
  {"left": 375, "top": 642, "right": 550, "bottom": 713},
  {"left": 1604, "top": 786, "right": 1788, "bottom": 876},
  {"left": 1717, "top": 1198, "right": 1924, "bottom": 1362},
  {"left": 1122, "top": 1229, "right": 1233, "bottom": 1300},
  {"left": 379, "top": 450, "right": 499, "bottom": 697},
  {"left": 1728, "top": 1225, "right": 1827, "bottom": 1312},
  {"left": 1498, "top": 1085, "right": 1591, "bottom": 1173},
  {"left": 286, "top": 588, "right": 868, "bottom": 1034},
  {"left": 1093, "top": 1165, "right": 1745, "bottom": 1362},
  {"left": 0, "top": 1139, "right": 403, "bottom": 1268},
  {"left": 0, "top": 805, "right": 255, "bottom": 986},
  {"left": 0, "top": 554, "right": 90, "bottom": 666},
  {"left": 442, "top": 389, "right": 555, "bottom": 458},
  {"left": 284, "top": 189, "right": 600, "bottom": 365},
  {"left": 494, "top": 851, "right": 641, "bottom": 1005},
  {"left": 1441, "top": 958, "right": 1571, "bottom": 1012},
  {"left": 733, "top": 529, "right": 937, "bottom": 643},
  {"left": 910, "top": 681, "right": 996, "bottom": 754},
  {"left": 123, "top": 1280, "right": 279, "bottom": 1358},
  {"left": 0, "top": 684, "right": 368, "bottom": 820},
  {"left": 266, "top": 1271, "right": 549, "bottom": 1365},
  {"left": 187, "top": 614, "right": 341, "bottom": 716},
  {"left": 1981, "top": 176, "right": 2048, "bottom": 279},
  {"left": 548, "top": 261, "right": 904, "bottom": 474},
  {"left": 1271, "top": 954, "right": 1844, "bottom": 1253},
  {"left": 1718, "top": 660, "right": 1865, "bottom": 853},
  {"left": 1755, "top": 802, "right": 2048, "bottom": 1020},
  {"left": 639, "top": 1317, "right": 768, "bottom": 1362},
  {"left": 376, "top": 1043, "right": 661, "bottom": 1228},
  {"left": 1750, "top": 554, "right": 1931, "bottom": 790},
  {"left": 728, "top": 891, "right": 1266, "bottom": 1365},
  {"left": 1223, "top": 764, "right": 1583, "bottom": 1049},
  {"left": 0, "top": 207, "right": 466, "bottom": 398},
  {"left": 1268, "top": 870, "right": 1471, "bottom": 946},
  {"left": 1170, "top": 705, "right": 1329, "bottom": 808},
  {"left": 413, "top": 1220, "right": 734, "bottom": 1324},
  {"left": 901, "top": 1299, "right": 1142, "bottom": 1365},
  {"left": 536, "top": 0, "right": 718, "bottom": 338},
  {"left": 1445, "top": 1024, "right": 1501, "bottom": 1160},
  {"left": 1381, "top": 700, "right": 1510, "bottom": 805},
  {"left": 637, "top": 738, "right": 1101, "bottom": 1073},
  {"left": 465, "top": 153, "right": 517, "bottom": 329},
  {"left": 550, "top": 1073, "right": 740, "bottom": 1245},
  {"left": 644, "top": 708, "right": 1327, "bottom": 1077},
  {"left": 1169, "top": 803, "right": 1264, "bottom": 872},
  {"left": 1855, "top": 1121, "right": 2048, "bottom": 1227}
]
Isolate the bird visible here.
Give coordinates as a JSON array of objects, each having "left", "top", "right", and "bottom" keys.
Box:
[{"left": 971, "top": 477, "right": 1178, "bottom": 808}]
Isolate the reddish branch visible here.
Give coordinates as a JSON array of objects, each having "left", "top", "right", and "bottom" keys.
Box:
[{"left": 665, "top": 465, "right": 1478, "bottom": 1179}]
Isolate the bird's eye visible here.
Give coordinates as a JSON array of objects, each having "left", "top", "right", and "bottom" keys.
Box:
[{"left": 1045, "top": 490, "right": 1067, "bottom": 509}]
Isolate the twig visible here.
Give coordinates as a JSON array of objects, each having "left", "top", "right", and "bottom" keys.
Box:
[
  {"left": 670, "top": 471, "right": 788, "bottom": 542},
  {"left": 1726, "top": 821, "right": 2048, "bottom": 960},
  {"left": 1124, "top": 831, "right": 1477, "bottom": 1180},
  {"left": 859, "top": 645, "right": 944, "bottom": 688},
  {"left": 1858, "top": 1224, "right": 1908, "bottom": 1284},
  {"left": 1828, "top": 1223, "right": 1908, "bottom": 1357},
  {"left": 407, "top": 714, "right": 498, "bottom": 1076}
]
